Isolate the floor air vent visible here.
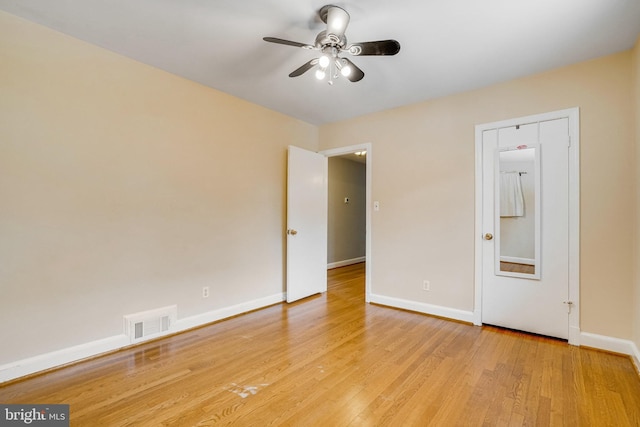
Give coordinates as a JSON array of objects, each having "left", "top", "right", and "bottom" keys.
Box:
[{"left": 124, "top": 305, "right": 177, "bottom": 343}]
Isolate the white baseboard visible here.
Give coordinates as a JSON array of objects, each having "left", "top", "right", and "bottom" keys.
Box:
[
  {"left": 0, "top": 293, "right": 285, "bottom": 384},
  {"left": 579, "top": 331, "right": 636, "bottom": 354},
  {"left": 369, "top": 294, "right": 475, "bottom": 324},
  {"left": 173, "top": 293, "right": 284, "bottom": 332},
  {"left": 0, "top": 335, "right": 130, "bottom": 384},
  {"left": 579, "top": 332, "right": 640, "bottom": 371},
  {"left": 327, "top": 256, "right": 366, "bottom": 270}
]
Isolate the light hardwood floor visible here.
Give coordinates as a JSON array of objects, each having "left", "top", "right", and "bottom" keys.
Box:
[
  {"left": 1, "top": 263, "right": 639, "bottom": 426},
  {"left": 499, "top": 261, "right": 535, "bottom": 275}
]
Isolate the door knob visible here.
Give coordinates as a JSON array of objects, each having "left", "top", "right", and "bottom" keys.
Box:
[
  {"left": 484, "top": 233, "right": 493, "bottom": 240},
  {"left": 287, "top": 229, "right": 298, "bottom": 236}
]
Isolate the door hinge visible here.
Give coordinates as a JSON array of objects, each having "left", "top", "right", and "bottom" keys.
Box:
[
  {"left": 563, "top": 301, "right": 574, "bottom": 313},
  {"left": 567, "top": 136, "right": 571, "bottom": 147}
]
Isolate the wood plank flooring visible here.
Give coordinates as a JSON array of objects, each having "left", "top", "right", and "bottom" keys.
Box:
[
  {"left": 2, "top": 263, "right": 640, "bottom": 426},
  {"left": 500, "top": 261, "right": 535, "bottom": 275}
]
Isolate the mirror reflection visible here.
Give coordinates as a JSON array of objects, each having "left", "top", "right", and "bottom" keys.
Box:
[{"left": 496, "top": 145, "right": 540, "bottom": 279}]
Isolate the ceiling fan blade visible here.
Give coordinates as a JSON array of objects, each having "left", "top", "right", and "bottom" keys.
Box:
[
  {"left": 263, "top": 37, "right": 312, "bottom": 49},
  {"left": 289, "top": 59, "right": 319, "bottom": 77},
  {"left": 320, "top": 5, "right": 350, "bottom": 38},
  {"left": 349, "top": 40, "right": 401, "bottom": 56},
  {"left": 341, "top": 58, "right": 364, "bottom": 82}
]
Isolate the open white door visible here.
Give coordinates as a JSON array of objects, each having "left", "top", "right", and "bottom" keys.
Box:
[{"left": 286, "top": 146, "right": 328, "bottom": 303}]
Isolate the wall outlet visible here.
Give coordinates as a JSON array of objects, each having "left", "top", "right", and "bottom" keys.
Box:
[
  {"left": 423, "top": 280, "right": 430, "bottom": 291},
  {"left": 202, "top": 286, "right": 210, "bottom": 298}
]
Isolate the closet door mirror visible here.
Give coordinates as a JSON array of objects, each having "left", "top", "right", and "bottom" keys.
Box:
[{"left": 495, "top": 145, "right": 541, "bottom": 279}]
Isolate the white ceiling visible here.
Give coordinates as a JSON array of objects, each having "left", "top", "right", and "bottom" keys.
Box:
[{"left": 2, "top": 0, "right": 639, "bottom": 125}]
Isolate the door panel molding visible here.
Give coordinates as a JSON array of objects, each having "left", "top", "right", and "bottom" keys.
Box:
[{"left": 473, "top": 108, "right": 580, "bottom": 345}]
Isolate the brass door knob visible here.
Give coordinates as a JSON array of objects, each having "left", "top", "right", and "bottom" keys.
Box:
[
  {"left": 287, "top": 229, "right": 298, "bottom": 236},
  {"left": 484, "top": 233, "right": 493, "bottom": 240}
]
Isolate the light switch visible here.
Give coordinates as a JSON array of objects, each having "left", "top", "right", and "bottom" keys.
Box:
[
  {"left": 374, "top": 201, "right": 380, "bottom": 211},
  {"left": 344, "top": 197, "right": 350, "bottom": 204}
]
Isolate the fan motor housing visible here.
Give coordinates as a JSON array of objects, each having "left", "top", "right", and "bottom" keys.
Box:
[{"left": 315, "top": 30, "right": 346, "bottom": 49}]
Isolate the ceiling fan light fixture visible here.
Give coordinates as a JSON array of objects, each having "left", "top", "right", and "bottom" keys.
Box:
[
  {"left": 340, "top": 61, "right": 352, "bottom": 77},
  {"left": 263, "top": 5, "right": 400, "bottom": 83},
  {"left": 318, "top": 55, "right": 330, "bottom": 68}
]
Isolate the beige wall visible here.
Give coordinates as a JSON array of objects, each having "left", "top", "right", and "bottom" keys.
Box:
[
  {"left": 0, "top": 11, "right": 318, "bottom": 364},
  {"left": 319, "top": 51, "right": 636, "bottom": 340},
  {"left": 328, "top": 157, "right": 366, "bottom": 264}
]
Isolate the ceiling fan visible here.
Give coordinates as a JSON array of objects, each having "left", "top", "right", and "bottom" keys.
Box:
[{"left": 263, "top": 5, "right": 400, "bottom": 84}]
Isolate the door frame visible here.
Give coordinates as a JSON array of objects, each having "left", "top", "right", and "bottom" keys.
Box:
[
  {"left": 473, "top": 108, "right": 581, "bottom": 345},
  {"left": 321, "top": 143, "right": 372, "bottom": 303}
]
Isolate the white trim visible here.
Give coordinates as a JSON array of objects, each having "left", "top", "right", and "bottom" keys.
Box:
[
  {"left": 633, "top": 342, "right": 640, "bottom": 375},
  {"left": 370, "top": 294, "right": 475, "bottom": 324},
  {"left": 473, "top": 124, "right": 484, "bottom": 326},
  {"left": 569, "top": 325, "right": 581, "bottom": 346},
  {"left": 474, "top": 108, "right": 580, "bottom": 344},
  {"left": 0, "top": 335, "right": 130, "bottom": 384},
  {"left": 580, "top": 332, "right": 639, "bottom": 358},
  {"left": 499, "top": 256, "right": 535, "bottom": 266},
  {"left": 567, "top": 108, "right": 581, "bottom": 346},
  {"left": 0, "top": 293, "right": 285, "bottom": 384},
  {"left": 173, "top": 293, "right": 284, "bottom": 332},
  {"left": 327, "top": 256, "right": 366, "bottom": 269},
  {"left": 321, "top": 143, "right": 373, "bottom": 303}
]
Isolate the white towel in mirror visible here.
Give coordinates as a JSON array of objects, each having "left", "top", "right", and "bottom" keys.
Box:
[{"left": 500, "top": 172, "right": 524, "bottom": 217}]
